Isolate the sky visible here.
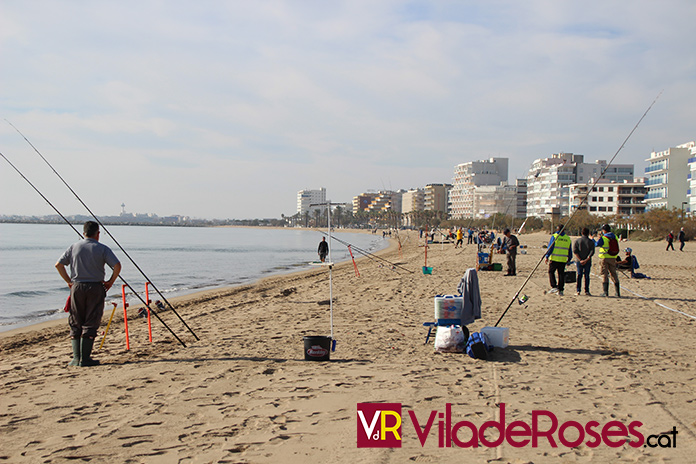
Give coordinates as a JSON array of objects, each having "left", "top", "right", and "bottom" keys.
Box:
[{"left": 1, "top": 1, "right": 695, "bottom": 220}]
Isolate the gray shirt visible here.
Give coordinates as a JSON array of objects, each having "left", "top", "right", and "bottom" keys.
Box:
[
  {"left": 58, "top": 238, "right": 120, "bottom": 283},
  {"left": 573, "top": 236, "right": 595, "bottom": 261}
]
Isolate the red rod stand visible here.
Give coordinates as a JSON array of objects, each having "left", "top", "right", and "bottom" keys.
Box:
[
  {"left": 348, "top": 245, "right": 360, "bottom": 277},
  {"left": 122, "top": 284, "right": 130, "bottom": 350}
]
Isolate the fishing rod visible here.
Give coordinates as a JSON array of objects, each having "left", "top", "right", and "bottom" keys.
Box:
[
  {"left": 0, "top": 151, "right": 187, "bottom": 347},
  {"left": 315, "top": 229, "right": 415, "bottom": 274},
  {"left": 6, "top": 120, "right": 199, "bottom": 341},
  {"left": 494, "top": 90, "right": 662, "bottom": 327}
]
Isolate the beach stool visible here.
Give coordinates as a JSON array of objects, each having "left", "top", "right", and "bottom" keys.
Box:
[{"left": 423, "top": 319, "right": 470, "bottom": 344}]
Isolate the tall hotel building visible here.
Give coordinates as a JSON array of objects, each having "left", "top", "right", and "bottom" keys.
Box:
[
  {"left": 448, "top": 158, "right": 508, "bottom": 219},
  {"left": 297, "top": 188, "right": 326, "bottom": 215},
  {"left": 644, "top": 142, "right": 695, "bottom": 211}
]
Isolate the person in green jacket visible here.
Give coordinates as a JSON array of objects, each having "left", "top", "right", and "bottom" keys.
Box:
[
  {"left": 544, "top": 224, "right": 572, "bottom": 296},
  {"left": 593, "top": 224, "right": 621, "bottom": 297}
]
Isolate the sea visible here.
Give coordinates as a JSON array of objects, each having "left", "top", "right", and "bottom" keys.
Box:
[{"left": 0, "top": 223, "right": 388, "bottom": 332}]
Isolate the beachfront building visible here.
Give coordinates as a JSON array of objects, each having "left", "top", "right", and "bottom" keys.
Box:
[
  {"left": 449, "top": 158, "right": 508, "bottom": 219},
  {"left": 402, "top": 189, "right": 425, "bottom": 214},
  {"left": 644, "top": 141, "right": 695, "bottom": 211},
  {"left": 516, "top": 179, "right": 527, "bottom": 219},
  {"left": 424, "top": 184, "right": 450, "bottom": 213},
  {"left": 569, "top": 179, "right": 646, "bottom": 217},
  {"left": 297, "top": 188, "right": 326, "bottom": 216},
  {"left": 688, "top": 145, "right": 696, "bottom": 217},
  {"left": 352, "top": 192, "right": 378, "bottom": 214},
  {"left": 471, "top": 183, "right": 518, "bottom": 219},
  {"left": 526, "top": 153, "right": 634, "bottom": 218}
]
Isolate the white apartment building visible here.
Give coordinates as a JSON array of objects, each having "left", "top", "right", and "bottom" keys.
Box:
[
  {"left": 449, "top": 158, "right": 508, "bottom": 219},
  {"left": 472, "top": 183, "right": 518, "bottom": 219},
  {"left": 516, "top": 178, "right": 527, "bottom": 219},
  {"left": 644, "top": 142, "right": 694, "bottom": 211},
  {"left": 526, "top": 153, "right": 634, "bottom": 218},
  {"left": 424, "top": 184, "right": 450, "bottom": 213},
  {"left": 569, "top": 179, "right": 646, "bottom": 217},
  {"left": 402, "top": 189, "right": 425, "bottom": 214},
  {"left": 297, "top": 188, "right": 326, "bottom": 216},
  {"left": 688, "top": 145, "right": 696, "bottom": 217}
]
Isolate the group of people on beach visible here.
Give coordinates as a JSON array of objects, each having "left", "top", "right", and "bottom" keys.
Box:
[{"left": 665, "top": 228, "right": 686, "bottom": 252}]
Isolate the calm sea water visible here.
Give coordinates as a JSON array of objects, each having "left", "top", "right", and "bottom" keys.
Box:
[{"left": 0, "top": 223, "right": 387, "bottom": 331}]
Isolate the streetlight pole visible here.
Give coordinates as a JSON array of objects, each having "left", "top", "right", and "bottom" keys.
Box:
[{"left": 682, "top": 201, "right": 688, "bottom": 224}]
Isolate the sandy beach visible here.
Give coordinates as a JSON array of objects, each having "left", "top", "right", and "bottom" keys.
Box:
[{"left": 1, "top": 230, "right": 694, "bottom": 463}]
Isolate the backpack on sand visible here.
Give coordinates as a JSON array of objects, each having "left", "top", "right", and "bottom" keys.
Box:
[{"left": 466, "top": 332, "right": 492, "bottom": 360}]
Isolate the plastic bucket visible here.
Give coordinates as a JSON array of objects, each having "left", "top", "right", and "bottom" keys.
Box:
[{"left": 303, "top": 336, "right": 331, "bottom": 361}]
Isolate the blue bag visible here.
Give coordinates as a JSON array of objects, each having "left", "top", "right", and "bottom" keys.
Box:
[{"left": 466, "top": 332, "right": 492, "bottom": 360}]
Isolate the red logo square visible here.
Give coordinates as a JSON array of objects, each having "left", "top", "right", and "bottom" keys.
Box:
[{"left": 357, "top": 403, "right": 402, "bottom": 448}]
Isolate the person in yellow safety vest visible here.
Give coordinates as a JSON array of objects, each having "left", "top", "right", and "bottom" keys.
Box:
[
  {"left": 544, "top": 224, "right": 573, "bottom": 296},
  {"left": 593, "top": 223, "right": 621, "bottom": 297}
]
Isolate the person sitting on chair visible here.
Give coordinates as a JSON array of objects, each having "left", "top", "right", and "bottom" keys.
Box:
[{"left": 616, "top": 248, "right": 633, "bottom": 270}]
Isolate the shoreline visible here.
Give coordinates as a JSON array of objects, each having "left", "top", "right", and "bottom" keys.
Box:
[
  {"left": 0, "top": 236, "right": 400, "bottom": 341},
  {"left": 2, "top": 230, "right": 694, "bottom": 462}
]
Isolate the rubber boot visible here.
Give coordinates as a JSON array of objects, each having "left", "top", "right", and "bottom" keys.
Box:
[
  {"left": 615, "top": 284, "right": 621, "bottom": 298},
  {"left": 68, "top": 338, "right": 81, "bottom": 367},
  {"left": 601, "top": 282, "right": 609, "bottom": 297},
  {"left": 79, "top": 337, "right": 100, "bottom": 367}
]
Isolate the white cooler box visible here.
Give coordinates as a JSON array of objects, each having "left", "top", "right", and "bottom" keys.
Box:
[
  {"left": 481, "top": 326, "right": 509, "bottom": 348},
  {"left": 434, "top": 295, "right": 463, "bottom": 320}
]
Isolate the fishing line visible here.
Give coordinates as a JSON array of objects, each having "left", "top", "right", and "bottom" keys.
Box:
[
  {"left": 0, "top": 151, "right": 187, "bottom": 347},
  {"left": 5, "top": 120, "right": 199, "bottom": 341},
  {"left": 494, "top": 90, "right": 663, "bottom": 327},
  {"left": 315, "top": 230, "right": 414, "bottom": 274}
]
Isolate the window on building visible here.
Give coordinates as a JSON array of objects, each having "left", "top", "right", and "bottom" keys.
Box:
[
  {"left": 608, "top": 187, "right": 613, "bottom": 192},
  {"left": 608, "top": 207, "right": 613, "bottom": 212},
  {"left": 599, "top": 187, "right": 604, "bottom": 192},
  {"left": 599, "top": 206, "right": 607, "bottom": 211},
  {"left": 590, "top": 206, "right": 597, "bottom": 212}
]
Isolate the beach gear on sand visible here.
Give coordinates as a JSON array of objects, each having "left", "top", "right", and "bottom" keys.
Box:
[
  {"left": 434, "top": 325, "right": 467, "bottom": 353},
  {"left": 466, "top": 332, "right": 492, "bottom": 360}
]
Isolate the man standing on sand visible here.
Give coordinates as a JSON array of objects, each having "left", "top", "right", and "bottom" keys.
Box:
[
  {"left": 317, "top": 237, "right": 329, "bottom": 263},
  {"left": 678, "top": 227, "right": 686, "bottom": 251},
  {"left": 573, "top": 227, "right": 595, "bottom": 296},
  {"left": 503, "top": 228, "right": 519, "bottom": 276},
  {"left": 56, "top": 221, "right": 121, "bottom": 367},
  {"left": 594, "top": 224, "right": 620, "bottom": 298},
  {"left": 455, "top": 228, "right": 464, "bottom": 248},
  {"left": 544, "top": 224, "right": 572, "bottom": 296}
]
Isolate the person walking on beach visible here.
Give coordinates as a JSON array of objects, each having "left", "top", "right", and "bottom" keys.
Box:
[
  {"left": 573, "top": 227, "right": 595, "bottom": 296},
  {"left": 678, "top": 227, "right": 686, "bottom": 251},
  {"left": 455, "top": 228, "right": 464, "bottom": 248},
  {"left": 55, "top": 221, "right": 121, "bottom": 367},
  {"left": 318, "top": 237, "right": 329, "bottom": 263},
  {"left": 545, "top": 224, "right": 572, "bottom": 296},
  {"left": 666, "top": 231, "right": 675, "bottom": 251},
  {"left": 594, "top": 224, "right": 620, "bottom": 297},
  {"left": 503, "top": 228, "right": 519, "bottom": 276}
]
